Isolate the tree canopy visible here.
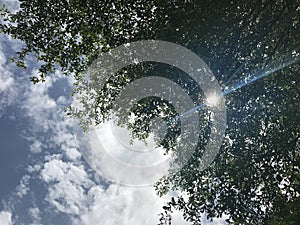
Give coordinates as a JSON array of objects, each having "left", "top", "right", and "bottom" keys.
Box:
[{"left": 1, "top": 0, "right": 300, "bottom": 224}]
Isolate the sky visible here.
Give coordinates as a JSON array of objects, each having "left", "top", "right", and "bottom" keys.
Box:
[{"left": 0, "top": 1, "right": 228, "bottom": 225}]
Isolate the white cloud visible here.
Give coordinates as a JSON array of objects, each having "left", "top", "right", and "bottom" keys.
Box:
[
  {"left": 0, "top": 0, "right": 20, "bottom": 13},
  {"left": 21, "top": 73, "right": 57, "bottom": 132},
  {"left": 75, "top": 120, "right": 171, "bottom": 186},
  {"left": 41, "top": 159, "right": 92, "bottom": 187},
  {"left": 40, "top": 159, "right": 94, "bottom": 215},
  {"left": 30, "top": 140, "right": 42, "bottom": 154},
  {"left": 201, "top": 214, "right": 228, "bottom": 225},
  {"left": 47, "top": 180, "right": 87, "bottom": 215},
  {"left": 15, "top": 175, "right": 30, "bottom": 198},
  {"left": 0, "top": 41, "right": 18, "bottom": 114},
  {"left": 78, "top": 185, "right": 189, "bottom": 225},
  {"left": 65, "top": 147, "right": 81, "bottom": 161},
  {"left": 39, "top": 149, "right": 188, "bottom": 225},
  {"left": 28, "top": 207, "right": 41, "bottom": 225},
  {"left": 27, "top": 164, "right": 41, "bottom": 173},
  {"left": 0, "top": 211, "right": 13, "bottom": 225},
  {"left": 0, "top": 76, "right": 14, "bottom": 93}
]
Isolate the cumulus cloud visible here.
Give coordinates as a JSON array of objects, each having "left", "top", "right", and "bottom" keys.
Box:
[
  {"left": 40, "top": 155, "right": 189, "bottom": 225},
  {"left": 78, "top": 185, "right": 189, "bottom": 225},
  {"left": 0, "top": 76, "right": 13, "bottom": 93},
  {"left": 40, "top": 159, "right": 94, "bottom": 215},
  {"left": 0, "top": 41, "right": 18, "bottom": 114},
  {"left": 21, "top": 73, "right": 58, "bottom": 132},
  {"left": 30, "top": 140, "right": 42, "bottom": 154},
  {"left": 41, "top": 159, "right": 92, "bottom": 186},
  {"left": 0, "top": 211, "right": 13, "bottom": 225},
  {"left": 15, "top": 175, "right": 30, "bottom": 198},
  {"left": 28, "top": 207, "right": 41, "bottom": 225}
]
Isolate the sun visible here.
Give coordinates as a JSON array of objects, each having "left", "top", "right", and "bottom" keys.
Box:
[{"left": 206, "top": 93, "right": 220, "bottom": 107}]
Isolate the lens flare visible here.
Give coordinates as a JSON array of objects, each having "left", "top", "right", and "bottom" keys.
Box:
[
  {"left": 172, "top": 56, "right": 299, "bottom": 122},
  {"left": 223, "top": 57, "right": 299, "bottom": 96}
]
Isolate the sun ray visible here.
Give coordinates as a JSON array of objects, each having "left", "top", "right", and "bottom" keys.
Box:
[
  {"left": 223, "top": 57, "right": 299, "bottom": 96},
  {"left": 169, "top": 56, "right": 299, "bottom": 123}
]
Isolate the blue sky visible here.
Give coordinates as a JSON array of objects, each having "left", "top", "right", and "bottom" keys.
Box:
[{"left": 0, "top": 1, "right": 229, "bottom": 225}]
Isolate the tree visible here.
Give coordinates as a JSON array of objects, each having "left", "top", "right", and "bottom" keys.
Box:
[
  {"left": 0, "top": 0, "right": 160, "bottom": 82},
  {"left": 1, "top": 0, "right": 299, "bottom": 224}
]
